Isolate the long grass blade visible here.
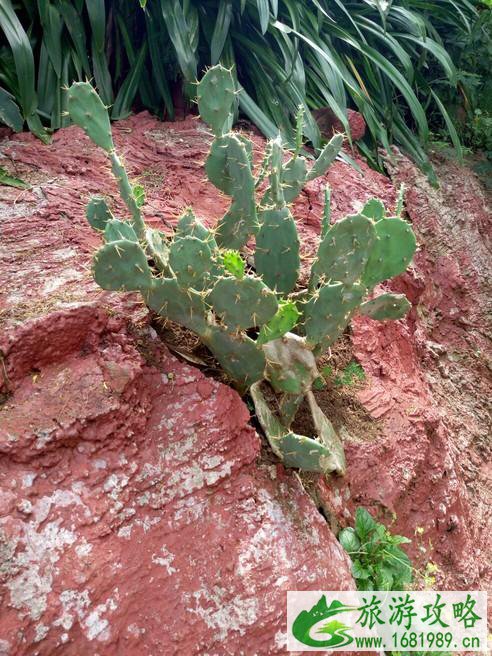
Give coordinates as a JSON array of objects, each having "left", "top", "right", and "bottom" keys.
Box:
[
  {"left": 160, "top": 0, "right": 197, "bottom": 81},
  {"left": 0, "top": 86, "right": 23, "bottom": 131},
  {"left": 211, "top": 0, "right": 233, "bottom": 64},
  {"left": 430, "top": 89, "right": 463, "bottom": 163},
  {"left": 85, "top": 0, "right": 113, "bottom": 103}
]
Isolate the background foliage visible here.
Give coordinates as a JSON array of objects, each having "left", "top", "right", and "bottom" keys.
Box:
[{"left": 0, "top": 0, "right": 488, "bottom": 175}]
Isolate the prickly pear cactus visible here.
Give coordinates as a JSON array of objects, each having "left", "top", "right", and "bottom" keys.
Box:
[{"left": 67, "top": 65, "right": 417, "bottom": 478}]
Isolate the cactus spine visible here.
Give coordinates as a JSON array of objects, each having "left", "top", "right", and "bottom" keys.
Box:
[{"left": 68, "top": 65, "right": 416, "bottom": 478}]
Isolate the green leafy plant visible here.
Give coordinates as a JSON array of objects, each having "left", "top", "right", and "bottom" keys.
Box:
[
  {"left": 339, "top": 507, "right": 413, "bottom": 591},
  {"left": 67, "top": 65, "right": 416, "bottom": 476},
  {"left": 428, "top": 4, "right": 492, "bottom": 155},
  {"left": 466, "top": 109, "right": 492, "bottom": 151},
  {"left": 0, "top": 0, "right": 478, "bottom": 176}
]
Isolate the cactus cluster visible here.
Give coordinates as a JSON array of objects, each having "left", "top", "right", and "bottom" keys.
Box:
[{"left": 67, "top": 66, "right": 416, "bottom": 478}]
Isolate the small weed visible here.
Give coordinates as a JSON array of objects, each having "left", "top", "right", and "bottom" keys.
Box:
[
  {"left": 338, "top": 507, "right": 413, "bottom": 591},
  {"left": 334, "top": 361, "right": 366, "bottom": 387},
  {"left": 319, "top": 361, "right": 366, "bottom": 388},
  {"left": 422, "top": 561, "right": 441, "bottom": 590}
]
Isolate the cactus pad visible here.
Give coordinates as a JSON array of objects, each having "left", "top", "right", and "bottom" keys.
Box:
[
  {"left": 169, "top": 236, "right": 213, "bottom": 290},
  {"left": 197, "top": 66, "right": 236, "bottom": 136},
  {"left": 310, "top": 213, "right": 376, "bottom": 287},
  {"left": 205, "top": 136, "right": 235, "bottom": 195},
  {"left": 145, "top": 228, "right": 170, "bottom": 271},
  {"left": 255, "top": 207, "right": 300, "bottom": 294},
  {"left": 145, "top": 277, "right": 208, "bottom": 334},
  {"left": 362, "top": 198, "right": 385, "bottom": 221},
  {"left": 221, "top": 250, "right": 245, "bottom": 279},
  {"left": 263, "top": 333, "right": 318, "bottom": 394},
  {"left": 209, "top": 276, "right": 278, "bottom": 330},
  {"left": 206, "top": 135, "right": 257, "bottom": 249},
  {"left": 176, "top": 209, "right": 216, "bottom": 246},
  {"left": 67, "top": 82, "right": 114, "bottom": 152},
  {"left": 281, "top": 156, "right": 308, "bottom": 204},
  {"left": 86, "top": 196, "right": 113, "bottom": 231},
  {"left": 104, "top": 219, "right": 138, "bottom": 243},
  {"left": 204, "top": 326, "right": 266, "bottom": 388},
  {"left": 256, "top": 300, "right": 300, "bottom": 346},
  {"left": 93, "top": 240, "right": 152, "bottom": 291},
  {"left": 306, "top": 133, "right": 344, "bottom": 181},
  {"left": 304, "top": 281, "right": 366, "bottom": 347},
  {"left": 363, "top": 218, "right": 417, "bottom": 288},
  {"left": 360, "top": 293, "right": 411, "bottom": 320}
]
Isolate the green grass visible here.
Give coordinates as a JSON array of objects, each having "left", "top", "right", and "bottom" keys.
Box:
[{"left": 320, "top": 361, "right": 366, "bottom": 388}]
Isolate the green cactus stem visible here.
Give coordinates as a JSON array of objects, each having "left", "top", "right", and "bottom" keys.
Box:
[
  {"left": 209, "top": 275, "right": 278, "bottom": 330},
  {"left": 250, "top": 383, "right": 346, "bottom": 475},
  {"left": 86, "top": 196, "right": 113, "bottom": 231},
  {"left": 196, "top": 66, "right": 236, "bottom": 136},
  {"left": 321, "top": 185, "right": 331, "bottom": 239},
  {"left": 93, "top": 240, "right": 152, "bottom": 291},
  {"left": 310, "top": 213, "right": 376, "bottom": 288},
  {"left": 109, "top": 152, "right": 146, "bottom": 241},
  {"left": 255, "top": 207, "right": 300, "bottom": 295},
  {"left": 362, "top": 218, "right": 417, "bottom": 289},
  {"left": 67, "top": 81, "right": 146, "bottom": 241}
]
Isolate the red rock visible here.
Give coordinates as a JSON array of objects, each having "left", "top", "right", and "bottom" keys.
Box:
[
  {"left": 313, "top": 107, "right": 366, "bottom": 142},
  {"left": 0, "top": 313, "right": 355, "bottom": 654}
]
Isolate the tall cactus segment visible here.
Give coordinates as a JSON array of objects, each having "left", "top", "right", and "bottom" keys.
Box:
[
  {"left": 68, "top": 64, "right": 417, "bottom": 479},
  {"left": 67, "top": 82, "right": 146, "bottom": 241},
  {"left": 255, "top": 207, "right": 300, "bottom": 294},
  {"left": 210, "top": 135, "right": 257, "bottom": 249},
  {"left": 196, "top": 65, "right": 236, "bottom": 137},
  {"left": 199, "top": 67, "right": 256, "bottom": 249},
  {"left": 67, "top": 81, "right": 114, "bottom": 152}
]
